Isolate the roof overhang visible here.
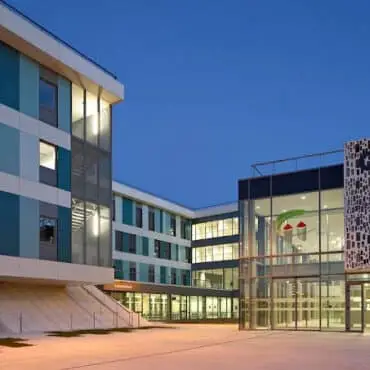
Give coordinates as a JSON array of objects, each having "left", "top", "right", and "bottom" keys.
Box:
[{"left": 0, "top": 1, "right": 124, "bottom": 104}]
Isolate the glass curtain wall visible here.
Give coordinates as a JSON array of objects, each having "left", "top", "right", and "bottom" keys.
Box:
[
  {"left": 110, "top": 292, "right": 237, "bottom": 321},
  {"left": 71, "top": 84, "right": 112, "bottom": 267},
  {"left": 240, "top": 182, "right": 344, "bottom": 331}
]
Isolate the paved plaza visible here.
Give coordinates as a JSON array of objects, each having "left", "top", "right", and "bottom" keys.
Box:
[{"left": 1, "top": 324, "right": 370, "bottom": 370}]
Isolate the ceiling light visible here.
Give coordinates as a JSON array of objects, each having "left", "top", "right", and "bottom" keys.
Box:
[
  {"left": 282, "top": 209, "right": 287, "bottom": 213},
  {"left": 323, "top": 205, "right": 328, "bottom": 209},
  {"left": 256, "top": 206, "right": 260, "bottom": 210},
  {"left": 300, "top": 195, "right": 306, "bottom": 200}
]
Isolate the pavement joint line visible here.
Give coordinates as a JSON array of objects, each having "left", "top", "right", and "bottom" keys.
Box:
[{"left": 60, "top": 331, "right": 293, "bottom": 370}]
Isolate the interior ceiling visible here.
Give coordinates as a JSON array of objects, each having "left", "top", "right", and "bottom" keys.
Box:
[{"left": 255, "top": 188, "right": 343, "bottom": 217}]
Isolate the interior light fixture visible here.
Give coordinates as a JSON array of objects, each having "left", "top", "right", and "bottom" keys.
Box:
[
  {"left": 92, "top": 212, "right": 99, "bottom": 236},
  {"left": 256, "top": 206, "right": 260, "bottom": 210},
  {"left": 300, "top": 195, "right": 306, "bottom": 200},
  {"left": 323, "top": 205, "right": 328, "bottom": 209},
  {"left": 92, "top": 115, "right": 99, "bottom": 136}
]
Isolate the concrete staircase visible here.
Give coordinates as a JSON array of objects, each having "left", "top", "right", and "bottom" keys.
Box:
[{"left": 0, "top": 282, "right": 148, "bottom": 334}]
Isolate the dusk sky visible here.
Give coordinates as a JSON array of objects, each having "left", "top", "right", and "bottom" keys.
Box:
[{"left": 9, "top": 0, "right": 370, "bottom": 208}]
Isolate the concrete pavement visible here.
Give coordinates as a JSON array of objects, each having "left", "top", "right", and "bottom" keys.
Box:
[{"left": 1, "top": 324, "right": 370, "bottom": 370}]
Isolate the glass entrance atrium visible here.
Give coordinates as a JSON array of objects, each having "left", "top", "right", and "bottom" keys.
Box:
[{"left": 238, "top": 150, "right": 370, "bottom": 332}]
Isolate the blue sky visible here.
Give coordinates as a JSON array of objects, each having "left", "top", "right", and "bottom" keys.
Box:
[{"left": 9, "top": 0, "right": 370, "bottom": 208}]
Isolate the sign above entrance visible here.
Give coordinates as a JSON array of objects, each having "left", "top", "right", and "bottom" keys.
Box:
[{"left": 344, "top": 139, "right": 370, "bottom": 271}]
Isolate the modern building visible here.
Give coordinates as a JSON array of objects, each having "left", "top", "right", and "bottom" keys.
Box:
[
  {"left": 238, "top": 139, "right": 370, "bottom": 332},
  {"left": 0, "top": 0, "right": 146, "bottom": 333},
  {"left": 103, "top": 183, "right": 239, "bottom": 321}
]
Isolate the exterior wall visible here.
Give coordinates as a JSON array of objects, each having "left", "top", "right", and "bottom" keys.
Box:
[
  {"left": 0, "top": 4, "right": 123, "bottom": 284},
  {"left": 191, "top": 209, "right": 239, "bottom": 292},
  {"left": 344, "top": 139, "right": 370, "bottom": 271},
  {"left": 112, "top": 189, "right": 192, "bottom": 287}
]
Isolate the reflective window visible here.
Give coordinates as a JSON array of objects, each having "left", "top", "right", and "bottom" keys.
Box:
[
  {"left": 39, "top": 77, "right": 57, "bottom": 126},
  {"left": 39, "top": 141, "right": 56, "bottom": 170},
  {"left": 72, "top": 84, "right": 84, "bottom": 139},
  {"left": 193, "top": 217, "right": 239, "bottom": 240},
  {"left": 86, "top": 91, "right": 98, "bottom": 145},
  {"left": 192, "top": 268, "right": 238, "bottom": 290},
  {"left": 192, "top": 243, "right": 239, "bottom": 263},
  {"left": 40, "top": 216, "right": 56, "bottom": 244},
  {"left": 99, "top": 98, "right": 111, "bottom": 151}
]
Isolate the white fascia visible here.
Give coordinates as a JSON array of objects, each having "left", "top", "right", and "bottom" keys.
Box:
[
  {"left": 112, "top": 181, "right": 195, "bottom": 219},
  {"left": 0, "top": 2, "right": 123, "bottom": 103}
]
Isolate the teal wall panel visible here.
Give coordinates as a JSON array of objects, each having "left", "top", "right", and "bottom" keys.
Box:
[
  {"left": 57, "top": 148, "right": 71, "bottom": 191},
  {"left": 154, "top": 209, "right": 161, "bottom": 233},
  {"left": 123, "top": 261, "right": 129, "bottom": 280},
  {"left": 160, "top": 266, "right": 167, "bottom": 284},
  {"left": 123, "top": 232, "right": 129, "bottom": 252},
  {"left": 122, "top": 198, "right": 133, "bottom": 225},
  {"left": 58, "top": 77, "right": 71, "bottom": 133},
  {"left": 139, "top": 263, "right": 148, "bottom": 282},
  {"left": 142, "top": 237, "right": 149, "bottom": 256},
  {"left": 155, "top": 265, "right": 160, "bottom": 283},
  {"left": 58, "top": 206, "right": 71, "bottom": 262},
  {"left": 19, "top": 55, "right": 39, "bottom": 118},
  {"left": 171, "top": 244, "right": 177, "bottom": 261},
  {"left": 136, "top": 235, "right": 142, "bottom": 255},
  {"left": 0, "top": 123, "right": 19, "bottom": 176},
  {"left": 176, "top": 269, "right": 182, "bottom": 285},
  {"left": 0, "top": 42, "right": 19, "bottom": 110},
  {"left": 19, "top": 196, "right": 39, "bottom": 258},
  {"left": 148, "top": 238, "right": 154, "bottom": 257},
  {"left": 0, "top": 191, "right": 19, "bottom": 257},
  {"left": 115, "top": 196, "right": 122, "bottom": 223}
]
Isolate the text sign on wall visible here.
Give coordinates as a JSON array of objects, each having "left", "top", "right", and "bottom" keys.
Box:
[{"left": 344, "top": 139, "right": 370, "bottom": 270}]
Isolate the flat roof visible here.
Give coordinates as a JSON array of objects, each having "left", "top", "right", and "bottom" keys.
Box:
[
  {"left": 0, "top": 0, "right": 124, "bottom": 103},
  {"left": 112, "top": 181, "right": 238, "bottom": 219}
]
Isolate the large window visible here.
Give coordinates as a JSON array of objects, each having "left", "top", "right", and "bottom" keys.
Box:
[
  {"left": 39, "top": 216, "right": 57, "bottom": 261},
  {"left": 192, "top": 217, "right": 239, "bottom": 240},
  {"left": 39, "top": 141, "right": 57, "bottom": 186},
  {"left": 39, "top": 69, "right": 58, "bottom": 126},
  {"left": 192, "top": 268, "right": 238, "bottom": 290},
  {"left": 71, "top": 84, "right": 111, "bottom": 151},
  {"left": 40, "top": 216, "right": 56, "bottom": 244},
  {"left": 129, "top": 262, "right": 136, "bottom": 281},
  {"left": 192, "top": 243, "right": 239, "bottom": 263},
  {"left": 39, "top": 141, "right": 56, "bottom": 170}
]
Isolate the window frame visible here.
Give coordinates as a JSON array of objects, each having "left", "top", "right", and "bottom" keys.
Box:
[
  {"left": 39, "top": 215, "right": 57, "bottom": 245},
  {"left": 39, "top": 76, "right": 58, "bottom": 127}
]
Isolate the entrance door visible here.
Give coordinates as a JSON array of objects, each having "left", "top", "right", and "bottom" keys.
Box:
[{"left": 347, "top": 283, "right": 364, "bottom": 332}]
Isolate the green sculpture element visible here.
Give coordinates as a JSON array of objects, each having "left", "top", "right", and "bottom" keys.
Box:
[{"left": 276, "top": 209, "right": 305, "bottom": 232}]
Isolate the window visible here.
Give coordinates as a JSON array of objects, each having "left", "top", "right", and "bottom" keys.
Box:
[
  {"left": 182, "top": 271, "right": 189, "bottom": 286},
  {"left": 40, "top": 141, "right": 56, "bottom": 170},
  {"left": 171, "top": 269, "right": 177, "bottom": 285},
  {"left": 115, "top": 231, "right": 123, "bottom": 251},
  {"left": 154, "top": 239, "right": 160, "bottom": 257},
  {"left": 136, "top": 204, "right": 143, "bottom": 228},
  {"left": 128, "top": 234, "right": 136, "bottom": 254},
  {"left": 39, "top": 75, "right": 57, "bottom": 126},
  {"left": 148, "top": 265, "right": 155, "bottom": 283},
  {"left": 112, "top": 197, "right": 116, "bottom": 221},
  {"left": 170, "top": 215, "right": 176, "bottom": 236},
  {"left": 181, "top": 218, "right": 191, "bottom": 240},
  {"left": 149, "top": 207, "right": 155, "bottom": 231},
  {"left": 40, "top": 216, "right": 56, "bottom": 244},
  {"left": 129, "top": 262, "right": 136, "bottom": 281},
  {"left": 193, "top": 218, "right": 239, "bottom": 240},
  {"left": 185, "top": 247, "right": 191, "bottom": 263}
]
